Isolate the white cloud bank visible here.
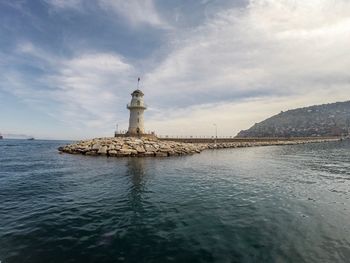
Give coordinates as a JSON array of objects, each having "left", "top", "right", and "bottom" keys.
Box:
[
  {"left": 47, "top": 53, "right": 134, "bottom": 129},
  {"left": 1, "top": 44, "right": 137, "bottom": 139},
  {"left": 143, "top": 0, "right": 350, "bottom": 136}
]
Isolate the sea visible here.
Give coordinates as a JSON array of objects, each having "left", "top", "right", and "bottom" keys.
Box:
[{"left": 0, "top": 139, "right": 349, "bottom": 263}]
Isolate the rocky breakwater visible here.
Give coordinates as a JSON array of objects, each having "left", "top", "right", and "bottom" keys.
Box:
[
  {"left": 58, "top": 137, "right": 340, "bottom": 158},
  {"left": 58, "top": 137, "right": 207, "bottom": 157},
  {"left": 206, "top": 137, "right": 340, "bottom": 149}
]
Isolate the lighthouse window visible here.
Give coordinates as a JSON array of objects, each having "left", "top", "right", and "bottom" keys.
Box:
[
  {"left": 137, "top": 118, "right": 140, "bottom": 123},
  {"left": 137, "top": 100, "right": 140, "bottom": 106},
  {"left": 138, "top": 111, "right": 140, "bottom": 115}
]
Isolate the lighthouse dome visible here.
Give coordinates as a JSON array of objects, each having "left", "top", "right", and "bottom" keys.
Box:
[{"left": 131, "top": 89, "right": 144, "bottom": 96}]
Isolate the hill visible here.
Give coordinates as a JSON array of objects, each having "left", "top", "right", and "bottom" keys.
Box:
[{"left": 236, "top": 101, "right": 350, "bottom": 138}]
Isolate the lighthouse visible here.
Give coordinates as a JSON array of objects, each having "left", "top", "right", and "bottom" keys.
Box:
[{"left": 127, "top": 89, "right": 147, "bottom": 136}]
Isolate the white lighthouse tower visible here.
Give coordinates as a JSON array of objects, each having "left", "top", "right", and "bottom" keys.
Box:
[{"left": 127, "top": 88, "right": 147, "bottom": 136}]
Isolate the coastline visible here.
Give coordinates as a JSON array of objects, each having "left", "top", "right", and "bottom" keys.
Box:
[{"left": 58, "top": 136, "right": 341, "bottom": 157}]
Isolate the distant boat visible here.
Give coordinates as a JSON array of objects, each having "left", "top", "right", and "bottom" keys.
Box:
[
  {"left": 27, "top": 137, "right": 35, "bottom": 140},
  {"left": 0, "top": 134, "right": 3, "bottom": 139}
]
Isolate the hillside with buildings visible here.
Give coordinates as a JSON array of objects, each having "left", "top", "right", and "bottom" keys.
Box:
[{"left": 236, "top": 101, "right": 350, "bottom": 138}]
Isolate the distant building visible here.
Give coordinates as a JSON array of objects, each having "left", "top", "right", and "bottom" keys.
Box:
[{"left": 126, "top": 89, "right": 147, "bottom": 136}]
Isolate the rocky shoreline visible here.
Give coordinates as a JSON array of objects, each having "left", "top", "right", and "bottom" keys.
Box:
[{"left": 58, "top": 137, "right": 340, "bottom": 157}]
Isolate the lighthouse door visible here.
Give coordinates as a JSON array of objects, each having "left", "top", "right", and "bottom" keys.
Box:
[{"left": 136, "top": 127, "right": 140, "bottom": 135}]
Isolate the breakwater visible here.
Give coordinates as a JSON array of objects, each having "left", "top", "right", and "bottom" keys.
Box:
[
  {"left": 58, "top": 137, "right": 341, "bottom": 157},
  {"left": 58, "top": 137, "right": 206, "bottom": 157}
]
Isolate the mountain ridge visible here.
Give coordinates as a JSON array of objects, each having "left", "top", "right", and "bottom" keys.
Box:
[{"left": 236, "top": 101, "right": 350, "bottom": 138}]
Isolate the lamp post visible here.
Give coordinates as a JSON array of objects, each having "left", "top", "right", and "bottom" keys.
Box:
[{"left": 213, "top": 123, "right": 217, "bottom": 147}]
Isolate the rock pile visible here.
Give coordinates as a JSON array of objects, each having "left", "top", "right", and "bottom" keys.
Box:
[
  {"left": 206, "top": 137, "right": 339, "bottom": 149},
  {"left": 58, "top": 137, "right": 340, "bottom": 157},
  {"left": 58, "top": 137, "right": 207, "bottom": 157}
]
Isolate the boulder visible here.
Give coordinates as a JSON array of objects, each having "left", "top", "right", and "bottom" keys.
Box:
[
  {"left": 98, "top": 146, "right": 108, "bottom": 155},
  {"left": 122, "top": 144, "right": 131, "bottom": 150},
  {"left": 108, "top": 145, "right": 115, "bottom": 151},
  {"left": 160, "top": 148, "right": 172, "bottom": 153},
  {"left": 119, "top": 148, "right": 138, "bottom": 156},
  {"left": 135, "top": 145, "right": 146, "bottom": 153},
  {"left": 92, "top": 143, "right": 101, "bottom": 151},
  {"left": 108, "top": 150, "right": 118, "bottom": 156},
  {"left": 144, "top": 144, "right": 155, "bottom": 152}
]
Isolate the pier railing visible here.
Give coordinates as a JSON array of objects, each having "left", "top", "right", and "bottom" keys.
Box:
[
  {"left": 113, "top": 132, "right": 340, "bottom": 143},
  {"left": 157, "top": 135, "right": 341, "bottom": 143},
  {"left": 114, "top": 130, "right": 156, "bottom": 138}
]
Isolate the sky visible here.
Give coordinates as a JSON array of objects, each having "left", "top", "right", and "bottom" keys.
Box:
[{"left": 1, "top": 0, "right": 350, "bottom": 140}]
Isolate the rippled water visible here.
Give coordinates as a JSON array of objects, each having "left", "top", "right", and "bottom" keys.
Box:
[{"left": 0, "top": 139, "right": 350, "bottom": 263}]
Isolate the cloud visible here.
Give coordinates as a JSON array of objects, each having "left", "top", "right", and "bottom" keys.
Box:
[
  {"left": 1, "top": 43, "right": 137, "bottom": 138},
  {"left": 44, "top": 0, "right": 82, "bottom": 10},
  {"left": 2, "top": 0, "right": 350, "bottom": 139},
  {"left": 147, "top": 88, "right": 349, "bottom": 137},
  {"left": 44, "top": 0, "right": 167, "bottom": 28},
  {"left": 146, "top": 0, "right": 350, "bottom": 98},
  {"left": 46, "top": 52, "right": 135, "bottom": 129},
  {"left": 141, "top": 0, "right": 350, "bottom": 134},
  {"left": 97, "top": 0, "right": 168, "bottom": 28}
]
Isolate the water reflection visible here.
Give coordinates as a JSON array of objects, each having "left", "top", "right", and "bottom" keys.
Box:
[
  {"left": 127, "top": 158, "right": 146, "bottom": 189},
  {"left": 125, "top": 158, "right": 148, "bottom": 213}
]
